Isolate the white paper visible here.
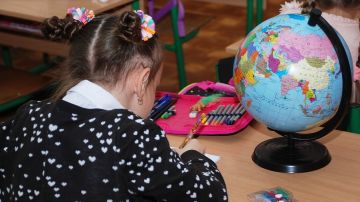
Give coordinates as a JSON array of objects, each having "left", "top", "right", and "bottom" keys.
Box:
[
  {"left": 170, "top": 147, "right": 220, "bottom": 163},
  {"left": 204, "top": 153, "right": 220, "bottom": 163}
]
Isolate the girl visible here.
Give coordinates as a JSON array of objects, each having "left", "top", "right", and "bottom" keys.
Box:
[
  {"left": 0, "top": 9, "right": 228, "bottom": 201},
  {"left": 280, "top": 0, "right": 360, "bottom": 104}
]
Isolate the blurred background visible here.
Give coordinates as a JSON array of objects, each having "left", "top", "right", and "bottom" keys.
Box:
[{"left": 0, "top": 0, "right": 286, "bottom": 120}]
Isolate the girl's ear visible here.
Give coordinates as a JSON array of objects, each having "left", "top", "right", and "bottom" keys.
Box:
[{"left": 134, "top": 66, "right": 150, "bottom": 99}]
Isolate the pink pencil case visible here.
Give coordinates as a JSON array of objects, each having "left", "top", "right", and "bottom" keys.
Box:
[{"left": 155, "top": 81, "right": 253, "bottom": 135}]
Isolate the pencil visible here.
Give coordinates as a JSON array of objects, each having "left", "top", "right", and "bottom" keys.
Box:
[{"left": 179, "top": 113, "right": 206, "bottom": 149}]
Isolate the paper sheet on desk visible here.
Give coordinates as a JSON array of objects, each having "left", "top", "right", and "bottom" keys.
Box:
[
  {"left": 170, "top": 147, "right": 220, "bottom": 163},
  {"left": 204, "top": 153, "right": 220, "bottom": 163}
]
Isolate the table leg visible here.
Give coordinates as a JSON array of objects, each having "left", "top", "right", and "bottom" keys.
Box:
[{"left": 2, "top": 46, "right": 12, "bottom": 67}]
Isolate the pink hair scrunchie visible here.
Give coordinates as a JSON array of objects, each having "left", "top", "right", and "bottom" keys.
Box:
[
  {"left": 134, "top": 10, "right": 156, "bottom": 41},
  {"left": 67, "top": 7, "right": 95, "bottom": 25}
]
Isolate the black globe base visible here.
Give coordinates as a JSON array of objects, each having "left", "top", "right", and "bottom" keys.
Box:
[{"left": 252, "top": 137, "right": 331, "bottom": 173}]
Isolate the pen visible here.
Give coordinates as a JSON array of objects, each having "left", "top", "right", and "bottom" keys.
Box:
[
  {"left": 155, "top": 97, "right": 172, "bottom": 110},
  {"left": 153, "top": 94, "right": 167, "bottom": 106},
  {"left": 154, "top": 95, "right": 171, "bottom": 110},
  {"left": 150, "top": 95, "right": 172, "bottom": 118},
  {"left": 179, "top": 113, "right": 206, "bottom": 149},
  {"left": 150, "top": 95, "right": 168, "bottom": 115}
]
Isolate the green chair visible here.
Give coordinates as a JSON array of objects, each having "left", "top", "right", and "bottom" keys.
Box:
[
  {"left": 148, "top": 0, "right": 212, "bottom": 89},
  {"left": 0, "top": 46, "right": 61, "bottom": 113},
  {"left": 246, "top": 0, "right": 264, "bottom": 34},
  {"left": 338, "top": 104, "right": 360, "bottom": 134}
]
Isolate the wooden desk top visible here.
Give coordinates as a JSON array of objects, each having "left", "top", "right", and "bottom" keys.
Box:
[
  {"left": 225, "top": 38, "right": 243, "bottom": 55},
  {"left": 167, "top": 122, "right": 360, "bottom": 201},
  {"left": 0, "top": 0, "right": 134, "bottom": 22}
]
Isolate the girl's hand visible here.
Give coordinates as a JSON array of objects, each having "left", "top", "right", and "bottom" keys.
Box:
[{"left": 173, "top": 139, "right": 206, "bottom": 156}]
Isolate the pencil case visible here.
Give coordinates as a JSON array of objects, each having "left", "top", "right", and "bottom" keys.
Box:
[{"left": 154, "top": 81, "right": 253, "bottom": 136}]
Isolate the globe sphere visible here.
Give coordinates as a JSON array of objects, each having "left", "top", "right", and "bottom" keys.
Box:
[{"left": 233, "top": 13, "right": 352, "bottom": 132}]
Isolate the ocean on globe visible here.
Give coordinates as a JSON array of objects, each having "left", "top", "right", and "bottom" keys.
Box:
[{"left": 233, "top": 13, "right": 352, "bottom": 132}]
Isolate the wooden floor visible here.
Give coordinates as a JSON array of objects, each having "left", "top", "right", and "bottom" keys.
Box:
[{"left": 0, "top": 0, "right": 285, "bottom": 119}]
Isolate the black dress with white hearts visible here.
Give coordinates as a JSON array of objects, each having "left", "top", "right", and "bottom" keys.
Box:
[{"left": 0, "top": 100, "right": 228, "bottom": 201}]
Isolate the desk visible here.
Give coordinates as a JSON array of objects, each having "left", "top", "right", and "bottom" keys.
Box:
[
  {"left": 0, "top": 0, "right": 141, "bottom": 57},
  {"left": 225, "top": 38, "right": 243, "bottom": 55},
  {"left": 167, "top": 122, "right": 360, "bottom": 201},
  {"left": 0, "top": 0, "right": 138, "bottom": 23},
  {"left": 0, "top": 0, "right": 141, "bottom": 112}
]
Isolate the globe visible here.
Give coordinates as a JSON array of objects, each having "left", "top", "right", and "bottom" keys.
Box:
[
  {"left": 233, "top": 10, "right": 353, "bottom": 173},
  {"left": 233, "top": 13, "right": 352, "bottom": 132}
]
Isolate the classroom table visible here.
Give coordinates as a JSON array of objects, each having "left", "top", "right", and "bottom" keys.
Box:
[
  {"left": 0, "top": 0, "right": 141, "bottom": 112},
  {"left": 0, "top": 0, "right": 141, "bottom": 57},
  {"left": 225, "top": 38, "right": 243, "bottom": 55},
  {"left": 167, "top": 121, "right": 360, "bottom": 201},
  {"left": 0, "top": 0, "right": 139, "bottom": 22}
]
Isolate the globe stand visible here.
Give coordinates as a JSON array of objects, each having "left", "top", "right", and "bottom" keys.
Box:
[
  {"left": 252, "top": 136, "right": 331, "bottom": 173},
  {"left": 247, "top": 8, "right": 353, "bottom": 173}
]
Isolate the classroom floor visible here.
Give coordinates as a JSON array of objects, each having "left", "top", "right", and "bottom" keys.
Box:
[{"left": 0, "top": 0, "right": 285, "bottom": 120}]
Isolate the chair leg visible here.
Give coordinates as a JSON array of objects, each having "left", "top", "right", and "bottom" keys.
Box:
[
  {"left": 247, "top": 0, "right": 263, "bottom": 34},
  {"left": 174, "top": 40, "right": 186, "bottom": 89},
  {"left": 0, "top": 95, "right": 32, "bottom": 113},
  {"left": 43, "top": 53, "right": 50, "bottom": 64},
  {"left": 246, "top": 0, "right": 254, "bottom": 34},
  {"left": 132, "top": 0, "right": 140, "bottom": 10},
  {"left": 171, "top": 4, "right": 187, "bottom": 89},
  {"left": 256, "top": 0, "right": 263, "bottom": 25},
  {"left": 30, "top": 53, "right": 64, "bottom": 74},
  {"left": 2, "top": 46, "right": 12, "bottom": 67}
]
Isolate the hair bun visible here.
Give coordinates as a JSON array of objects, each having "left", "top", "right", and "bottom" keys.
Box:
[
  {"left": 42, "top": 15, "right": 83, "bottom": 41},
  {"left": 118, "top": 11, "right": 142, "bottom": 42}
]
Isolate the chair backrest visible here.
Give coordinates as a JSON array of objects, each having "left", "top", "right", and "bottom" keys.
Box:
[
  {"left": 147, "top": 0, "right": 186, "bottom": 37},
  {"left": 345, "top": 105, "right": 360, "bottom": 134},
  {"left": 338, "top": 104, "right": 360, "bottom": 134}
]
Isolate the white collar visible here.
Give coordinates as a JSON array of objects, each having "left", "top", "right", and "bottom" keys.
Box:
[{"left": 62, "top": 80, "right": 124, "bottom": 110}]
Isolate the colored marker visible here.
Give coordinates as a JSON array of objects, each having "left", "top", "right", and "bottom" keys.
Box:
[
  {"left": 161, "top": 105, "right": 176, "bottom": 119},
  {"left": 219, "top": 105, "right": 234, "bottom": 125},
  {"left": 211, "top": 105, "right": 224, "bottom": 125},
  {"left": 205, "top": 115, "right": 214, "bottom": 125},
  {"left": 225, "top": 104, "right": 241, "bottom": 125},
  {"left": 216, "top": 105, "right": 228, "bottom": 125},
  {"left": 230, "top": 106, "right": 245, "bottom": 123}
]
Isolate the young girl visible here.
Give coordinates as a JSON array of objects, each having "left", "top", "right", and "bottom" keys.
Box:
[
  {"left": 280, "top": 0, "right": 360, "bottom": 104},
  {"left": 0, "top": 9, "right": 228, "bottom": 201}
]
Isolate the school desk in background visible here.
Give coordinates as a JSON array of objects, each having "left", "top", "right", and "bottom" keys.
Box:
[
  {"left": 151, "top": 81, "right": 253, "bottom": 136},
  {"left": 0, "top": 0, "right": 141, "bottom": 113}
]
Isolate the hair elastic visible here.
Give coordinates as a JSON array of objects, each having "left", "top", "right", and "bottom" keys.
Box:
[
  {"left": 67, "top": 7, "right": 95, "bottom": 25},
  {"left": 134, "top": 10, "right": 156, "bottom": 41}
]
